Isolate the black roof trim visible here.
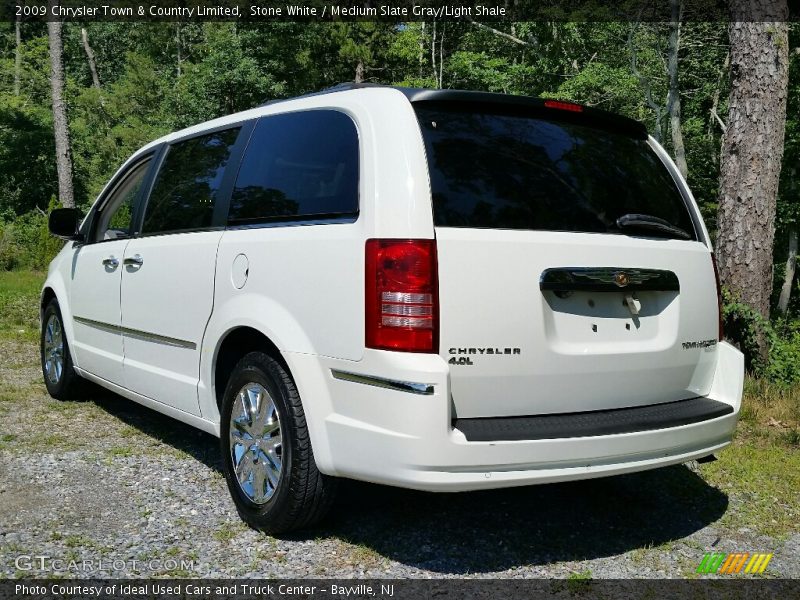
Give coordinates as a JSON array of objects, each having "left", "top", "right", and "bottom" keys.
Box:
[
  {"left": 259, "top": 82, "right": 384, "bottom": 107},
  {"left": 260, "top": 83, "right": 649, "bottom": 139}
]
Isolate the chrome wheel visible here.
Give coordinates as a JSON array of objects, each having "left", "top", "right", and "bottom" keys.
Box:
[
  {"left": 229, "top": 382, "right": 283, "bottom": 504},
  {"left": 43, "top": 314, "right": 64, "bottom": 385}
]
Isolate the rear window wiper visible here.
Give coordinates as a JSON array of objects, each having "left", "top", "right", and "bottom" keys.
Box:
[{"left": 616, "top": 213, "right": 692, "bottom": 240}]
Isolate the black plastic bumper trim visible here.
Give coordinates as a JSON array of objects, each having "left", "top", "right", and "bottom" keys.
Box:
[{"left": 454, "top": 397, "right": 733, "bottom": 442}]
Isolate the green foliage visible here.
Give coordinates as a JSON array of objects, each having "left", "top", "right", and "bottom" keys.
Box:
[
  {"left": 0, "top": 269, "right": 44, "bottom": 336},
  {"left": 723, "top": 288, "right": 800, "bottom": 386},
  {"left": 169, "top": 24, "right": 283, "bottom": 127},
  {"left": 0, "top": 19, "right": 745, "bottom": 221},
  {"left": 0, "top": 200, "right": 64, "bottom": 271},
  {"left": 548, "top": 62, "right": 640, "bottom": 114},
  {"left": 722, "top": 288, "right": 773, "bottom": 374},
  {"left": 0, "top": 94, "right": 57, "bottom": 214},
  {"left": 0, "top": 21, "right": 798, "bottom": 375}
]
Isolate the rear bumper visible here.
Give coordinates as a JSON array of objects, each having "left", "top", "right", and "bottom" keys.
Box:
[{"left": 285, "top": 341, "right": 744, "bottom": 492}]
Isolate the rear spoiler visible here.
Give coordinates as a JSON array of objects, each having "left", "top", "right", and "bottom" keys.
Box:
[
  {"left": 259, "top": 83, "right": 649, "bottom": 140},
  {"left": 405, "top": 89, "right": 648, "bottom": 140}
]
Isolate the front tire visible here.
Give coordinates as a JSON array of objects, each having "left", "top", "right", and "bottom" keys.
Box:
[
  {"left": 40, "top": 299, "right": 82, "bottom": 400},
  {"left": 220, "top": 351, "right": 337, "bottom": 534}
]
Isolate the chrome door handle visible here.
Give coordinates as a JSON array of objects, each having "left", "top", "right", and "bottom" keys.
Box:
[
  {"left": 123, "top": 254, "right": 143, "bottom": 266},
  {"left": 102, "top": 256, "right": 119, "bottom": 268}
]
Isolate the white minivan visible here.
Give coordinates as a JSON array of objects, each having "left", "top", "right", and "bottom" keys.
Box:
[{"left": 42, "top": 84, "right": 744, "bottom": 533}]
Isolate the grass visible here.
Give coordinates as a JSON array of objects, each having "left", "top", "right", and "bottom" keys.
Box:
[
  {"left": 702, "top": 442, "right": 800, "bottom": 537},
  {"left": 740, "top": 377, "right": 800, "bottom": 425},
  {"left": 0, "top": 271, "right": 44, "bottom": 340},
  {"left": 108, "top": 445, "right": 136, "bottom": 458},
  {"left": 566, "top": 569, "right": 593, "bottom": 593},
  {"left": 0, "top": 268, "right": 798, "bottom": 547},
  {"left": 213, "top": 522, "right": 245, "bottom": 543},
  {"left": 689, "top": 377, "right": 800, "bottom": 538},
  {"left": 63, "top": 533, "right": 94, "bottom": 548},
  {"left": 340, "top": 541, "right": 385, "bottom": 568},
  {"left": 0, "top": 270, "right": 45, "bottom": 297}
]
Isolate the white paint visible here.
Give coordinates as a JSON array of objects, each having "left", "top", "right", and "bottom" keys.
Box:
[{"left": 43, "top": 86, "right": 744, "bottom": 493}]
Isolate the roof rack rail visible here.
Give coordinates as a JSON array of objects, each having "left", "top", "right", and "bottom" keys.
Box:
[{"left": 259, "top": 82, "right": 387, "bottom": 107}]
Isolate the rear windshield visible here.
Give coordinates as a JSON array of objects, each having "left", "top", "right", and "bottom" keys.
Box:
[{"left": 415, "top": 104, "right": 696, "bottom": 240}]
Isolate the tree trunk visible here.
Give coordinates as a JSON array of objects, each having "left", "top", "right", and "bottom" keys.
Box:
[
  {"left": 715, "top": 13, "right": 789, "bottom": 324},
  {"left": 666, "top": 0, "right": 688, "bottom": 179},
  {"left": 176, "top": 23, "right": 182, "bottom": 78},
  {"left": 14, "top": 14, "right": 21, "bottom": 96},
  {"left": 777, "top": 229, "right": 797, "bottom": 314},
  {"left": 628, "top": 22, "right": 664, "bottom": 142},
  {"left": 47, "top": 13, "right": 75, "bottom": 209},
  {"left": 707, "top": 50, "right": 730, "bottom": 150},
  {"left": 438, "top": 22, "right": 445, "bottom": 88},
  {"left": 80, "top": 27, "right": 101, "bottom": 88},
  {"left": 354, "top": 59, "right": 365, "bottom": 83},
  {"left": 778, "top": 166, "right": 799, "bottom": 314},
  {"left": 418, "top": 22, "right": 426, "bottom": 79},
  {"left": 431, "top": 20, "right": 437, "bottom": 87}
]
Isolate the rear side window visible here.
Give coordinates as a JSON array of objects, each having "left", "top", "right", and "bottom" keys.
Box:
[
  {"left": 228, "top": 110, "right": 358, "bottom": 225},
  {"left": 142, "top": 127, "right": 240, "bottom": 235},
  {"left": 415, "top": 104, "right": 696, "bottom": 239}
]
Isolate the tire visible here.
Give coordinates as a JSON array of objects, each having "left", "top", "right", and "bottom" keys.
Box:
[
  {"left": 40, "top": 299, "right": 82, "bottom": 400},
  {"left": 220, "top": 351, "right": 337, "bottom": 534}
]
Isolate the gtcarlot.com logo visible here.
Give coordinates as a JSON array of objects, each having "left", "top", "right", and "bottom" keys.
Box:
[
  {"left": 14, "top": 555, "right": 196, "bottom": 573},
  {"left": 696, "top": 552, "right": 773, "bottom": 574}
]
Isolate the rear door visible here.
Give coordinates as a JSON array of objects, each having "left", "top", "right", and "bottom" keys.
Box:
[
  {"left": 120, "top": 126, "right": 246, "bottom": 415},
  {"left": 415, "top": 102, "right": 719, "bottom": 419}
]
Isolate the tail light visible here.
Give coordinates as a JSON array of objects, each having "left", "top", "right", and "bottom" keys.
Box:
[
  {"left": 543, "top": 99, "right": 584, "bottom": 113},
  {"left": 365, "top": 239, "right": 438, "bottom": 353},
  {"left": 712, "top": 254, "right": 723, "bottom": 341}
]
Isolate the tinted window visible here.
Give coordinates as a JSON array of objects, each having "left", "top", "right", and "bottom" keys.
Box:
[
  {"left": 142, "top": 128, "right": 240, "bottom": 234},
  {"left": 94, "top": 158, "right": 151, "bottom": 242},
  {"left": 228, "top": 110, "right": 358, "bottom": 224},
  {"left": 415, "top": 105, "right": 695, "bottom": 239}
]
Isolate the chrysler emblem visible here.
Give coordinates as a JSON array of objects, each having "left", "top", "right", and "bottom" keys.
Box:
[{"left": 614, "top": 271, "right": 629, "bottom": 287}]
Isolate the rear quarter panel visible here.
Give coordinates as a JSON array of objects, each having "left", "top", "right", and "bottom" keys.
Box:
[{"left": 198, "top": 88, "right": 435, "bottom": 424}]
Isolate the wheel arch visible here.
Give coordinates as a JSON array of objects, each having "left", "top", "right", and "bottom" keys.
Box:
[
  {"left": 39, "top": 275, "right": 79, "bottom": 370},
  {"left": 212, "top": 326, "right": 290, "bottom": 411},
  {"left": 40, "top": 286, "right": 57, "bottom": 320},
  {"left": 207, "top": 323, "right": 337, "bottom": 475}
]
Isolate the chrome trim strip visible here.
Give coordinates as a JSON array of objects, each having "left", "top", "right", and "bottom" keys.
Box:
[
  {"left": 540, "top": 267, "right": 679, "bottom": 292},
  {"left": 330, "top": 369, "right": 434, "bottom": 396},
  {"left": 73, "top": 316, "right": 197, "bottom": 350}
]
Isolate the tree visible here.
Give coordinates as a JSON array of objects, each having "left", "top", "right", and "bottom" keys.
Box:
[
  {"left": 47, "top": 12, "right": 75, "bottom": 208},
  {"left": 14, "top": 14, "right": 21, "bottom": 96},
  {"left": 666, "top": 0, "right": 688, "bottom": 178},
  {"left": 774, "top": 33, "right": 800, "bottom": 315},
  {"left": 169, "top": 23, "right": 281, "bottom": 127},
  {"left": 80, "top": 27, "right": 101, "bottom": 89},
  {"left": 715, "top": 12, "right": 790, "bottom": 324},
  {"left": 331, "top": 23, "right": 396, "bottom": 84},
  {"left": 777, "top": 221, "right": 797, "bottom": 314}
]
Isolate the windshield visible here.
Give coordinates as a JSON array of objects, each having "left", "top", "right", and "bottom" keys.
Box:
[{"left": 415, "top": 104, "right": 697, "bottom": 240}]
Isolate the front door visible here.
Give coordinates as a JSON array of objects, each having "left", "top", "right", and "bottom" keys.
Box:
[{"left": 69, "top": 157, "right": 152, "bottom": 384}]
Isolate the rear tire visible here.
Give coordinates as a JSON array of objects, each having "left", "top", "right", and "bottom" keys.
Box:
[
  {"left": 220, "top": 351, "right": 337, "bottom": 534},
  {"left": 40, "top": 299, "right": 82, "bottom": 400}
]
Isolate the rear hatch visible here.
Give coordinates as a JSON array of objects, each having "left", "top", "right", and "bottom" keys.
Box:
[{"left": 414, "top": 99, "right": 719, "bottom": 419}]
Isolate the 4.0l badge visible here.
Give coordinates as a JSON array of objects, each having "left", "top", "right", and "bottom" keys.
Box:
[{"left": 448, "top": 347, "right": 521, "bottom": 366}]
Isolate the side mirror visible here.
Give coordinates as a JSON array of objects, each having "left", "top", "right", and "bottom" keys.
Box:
[{"left": 48, "top": 208, "right": 84, "bottom": 241}]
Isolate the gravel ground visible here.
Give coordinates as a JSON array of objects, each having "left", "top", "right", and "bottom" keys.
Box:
[{"left": 0, "top": 337, "right": 798, "bottom": 579}]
